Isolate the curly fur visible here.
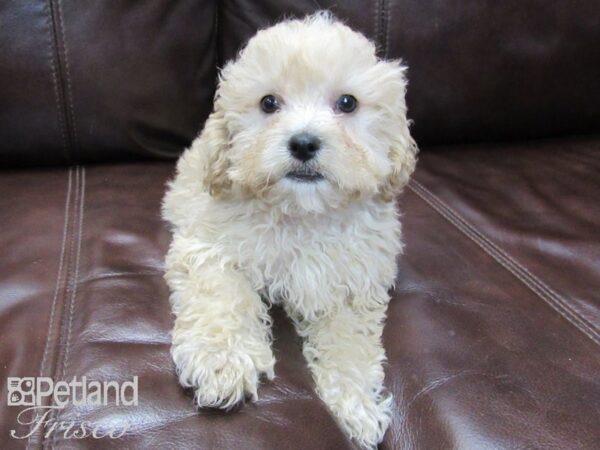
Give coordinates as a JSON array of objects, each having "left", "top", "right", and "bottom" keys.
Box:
[{"left": 162, "top": 12, "right": 417, "bottom": 448}]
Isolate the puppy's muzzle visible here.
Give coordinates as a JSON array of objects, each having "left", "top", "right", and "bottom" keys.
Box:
[{"left": 288, "top": 132, "right": 321, "bottom": 162}]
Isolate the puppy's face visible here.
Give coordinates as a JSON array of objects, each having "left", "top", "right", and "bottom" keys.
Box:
[{"left": 203, "top": 14, "right": 417, "bottom": 212}]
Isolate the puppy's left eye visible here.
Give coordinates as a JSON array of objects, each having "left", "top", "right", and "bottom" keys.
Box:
[
  {"left": 260, "top": 95, "right": 280, "bottom": 113},
  {"left": 336, "top": 94, "right": 358, "bottom": 113}
]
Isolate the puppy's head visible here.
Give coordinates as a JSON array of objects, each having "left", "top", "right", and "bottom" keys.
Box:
[{"left": 198, "top": 12, "right": 417, "bottom": 212}]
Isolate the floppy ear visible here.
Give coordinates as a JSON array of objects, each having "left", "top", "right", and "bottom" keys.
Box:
[
  {"left": 379, "top": 116, "right": 418, "bottom": 202},
  {"left": 187, "top": 99, "right": 232, "bottom": 197},
  {"left": 377, "top": 64, "right": 419, "bottom": 202}
]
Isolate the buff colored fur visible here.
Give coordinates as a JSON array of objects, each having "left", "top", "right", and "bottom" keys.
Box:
[{"left": 162, "top": 13, "right": 417, "bottom": 448}]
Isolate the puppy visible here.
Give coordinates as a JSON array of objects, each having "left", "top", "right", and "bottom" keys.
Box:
[{"left": 162, "top": 12, "right": 417, "bottom": 448}]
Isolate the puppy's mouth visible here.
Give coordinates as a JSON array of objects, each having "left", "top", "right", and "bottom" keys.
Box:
[{"left": 285, "top": 167, "right": 324, "bottom": 182}]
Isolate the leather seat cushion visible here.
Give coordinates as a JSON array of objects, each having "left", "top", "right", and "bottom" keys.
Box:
[{"left": 1, "top": 136, "right": 599, "bottom": 449}]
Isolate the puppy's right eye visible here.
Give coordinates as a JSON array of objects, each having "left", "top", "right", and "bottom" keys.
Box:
[{"left": 260, "top": 95, "right": 280, "bottom": 113}]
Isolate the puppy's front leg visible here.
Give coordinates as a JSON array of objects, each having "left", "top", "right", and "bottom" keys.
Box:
[
  {"left": 295, "top": 303, "right": 392, "bottom": 448},
  {"left": 165, "top": 235, "right": 275, "bottom": 409}
]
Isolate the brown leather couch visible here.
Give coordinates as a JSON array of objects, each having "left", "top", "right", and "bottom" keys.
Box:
[{"left": 2, "top": 1, "right": 599, "bottom": 449}]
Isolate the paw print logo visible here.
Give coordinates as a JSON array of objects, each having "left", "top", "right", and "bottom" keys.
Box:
[{"left": 7, "top": 378, "right": 35, "bottom": 406}]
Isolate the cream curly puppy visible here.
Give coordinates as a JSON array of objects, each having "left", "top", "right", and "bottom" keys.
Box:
[{"left": 162, "top": 13, "right": 417, "bottom": 448}]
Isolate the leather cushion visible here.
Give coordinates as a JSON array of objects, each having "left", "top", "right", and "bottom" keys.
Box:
[{"left": 2, "top": 137, "right": 599, "bottom": 448}]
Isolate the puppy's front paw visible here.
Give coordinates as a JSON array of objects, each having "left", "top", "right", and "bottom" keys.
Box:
[
  {"left": 172, "top": 343, "right": 275, "bottom": 409},
  {"left": 327, "top": 391, "right": 393, "bottom": 449}
]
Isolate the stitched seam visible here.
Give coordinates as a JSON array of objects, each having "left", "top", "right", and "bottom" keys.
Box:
[
  {"left": 42, "top": 167, "right": 80, "bottom": 450},
  {"left": 25, "top": 169, "right": 73, "bottom": 450},
  {"left": 56, "top": 0, "right": 78, "bottom": 159},
  {"left": 375, "top": 0, "right": 387, "bottom": 58},
  {"left": 373, "top": 0, "right": 380, "bottom": 54},
  {"left": 385, "top": 0, "right": 392, "bottom": 58},
  {"left": 49, "top": 167, "right": 85, "bottom": 450},
  {"left": 410, "top": 180, "right": 600, "bottom": 339},
  {"left": 42, "top": 0, "right": 69, "bottom": 163},
  {"left": 61, "top": 166, "right": 85, "bottom": 378},
  {"left": 408, "top": 180, "right": 600, "bottom": 347},
  {"left": 409, "top": 180, "right": 600, "bottom": 344},
  {"left": 381, "top": 0, "right": 389, "bottom": 58},
  {"left": 41, "top": 166, "right": 80, "bottom": 448}
]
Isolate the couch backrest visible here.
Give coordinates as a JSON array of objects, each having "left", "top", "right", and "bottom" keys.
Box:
[
  {"left": 1, "top": 1, "right": 598, "bottom": 167},
  {"left": 0, "top": 0, "right": 216, "bottom": 167}
]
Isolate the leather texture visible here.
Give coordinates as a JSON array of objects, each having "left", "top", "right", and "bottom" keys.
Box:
[
  {"left": 1, "top": 0, "right": 600, "bottom": 449},
  {"left": 0, "top": 0, "right": 216, "bottom": 167},
  {"left": 2, "top": 138, "right": 600, "bottom": 448}
]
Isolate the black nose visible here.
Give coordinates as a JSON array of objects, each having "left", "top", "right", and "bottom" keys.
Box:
[{"left": 289, "top": 132, "right": 321, "bottom": 161}]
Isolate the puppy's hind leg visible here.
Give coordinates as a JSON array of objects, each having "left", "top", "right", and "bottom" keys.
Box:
[
  {"left": 293, "top": 302, "right": 392, "bottom": 449},
  {"left": 165, "top": 234, "right": 275, "bottom": 409}
]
